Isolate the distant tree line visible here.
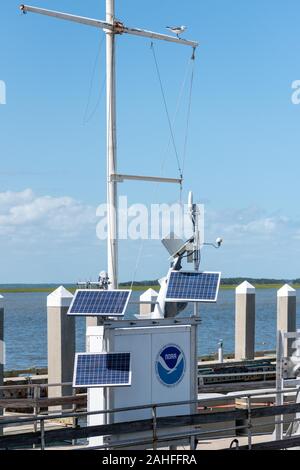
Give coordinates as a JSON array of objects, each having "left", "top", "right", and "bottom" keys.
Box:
[
  {"left": 120, "top": 280, "right": 159, "bottom": 287},
  {"left": 120, "top": 277, "right": 299, "bottom": 287},
  {"left": 220, "top": 278, "right": 294, "bottom": 286}
]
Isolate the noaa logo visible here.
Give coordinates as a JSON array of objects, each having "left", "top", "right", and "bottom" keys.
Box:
[{"left": 155, "top": 344, "right": 185, "bottom": 387}]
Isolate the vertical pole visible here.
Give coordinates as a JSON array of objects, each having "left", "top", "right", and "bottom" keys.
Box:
[
  {"left": 40, "top": 418, "right": 45, "bottom": 450},
  {"left": 193, "top": 204, "right": 200, "bottom": 318},
  {"left": 152, "top": 405, "right": 157, "bottom": 450},
  {"left": 106, "top": 0, "right": 118, "bottom": 289},
  {"left": 277, "top": 284, "right": 296, "bottom": 357},
  {"left": 235, "top": 281, "right": 256, "bottom": 361},
  {"left": 47, "top": 286, "right": 74, "bottom": 410},
  {"left": 33, "top": 385, "right": 39, "bottom": 433},
  {"left": 72, "top": 386, "right": 78, "bottom": 447},
  {"left": 87, "top": 326, "right": 105, "bottom": 448},
  {"left": 218, "top": 340, "right": 224, "bottom": 363},
  {"left": 275, "top": 330, "right": 284, "bottom": 441},
  {"left": 0, "top": 295, "right": 4, "bottom": 437},
  {"left": 247, "top": 396, "right": 252, "bottom": 450}
]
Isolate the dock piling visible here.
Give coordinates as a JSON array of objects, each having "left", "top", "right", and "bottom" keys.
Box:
[
  {"left": 277, "top": 284, "right": 296, "bottom": 357},
  {"left": 235, "top": 281, "right": 256, "bottom": 361},
  {"left": 218, "top": 339, "right": 224, "bottom": 363},
  {"left": 0, "top": 295, "right": 3, "bottom": 436},
  {"left": 47, "top": 286, "right": 75, "bottom": 409},
  {"left": 139, "top": 289, "right": 158, "bottom": 316}
]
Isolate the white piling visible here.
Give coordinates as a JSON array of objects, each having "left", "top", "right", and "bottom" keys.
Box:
[
  {"left": 86, "top": 317, "right": 102, "bottom": 328},
  {"left": 0, "top": 295, "right": 3, "bottom": 385},
  {"left": 47, "top": 286, "right": 74, "bottom": 406},
  {"left": 0, "top": 295, "right": 3, "bottom": 435},
  {"left": 218, "top": 340, "right": 224, "bottom": 363},
  {"left": 277, "top": 284, "right": 296, "bottom": 358},
  {"left": 235, "top": 281, "right": 256, "bottom": 361},
  {"left": 139, "top": 288, "right": 158, "bottom": 317}
]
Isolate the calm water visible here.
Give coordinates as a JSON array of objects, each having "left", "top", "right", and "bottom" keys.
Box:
[{"left": 3, "top": 289, "right": 300, "bottom": 370}]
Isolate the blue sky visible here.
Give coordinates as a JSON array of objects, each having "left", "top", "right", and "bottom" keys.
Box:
[{"left": 1, "top": 0, "right": 300, "bottom": 283}]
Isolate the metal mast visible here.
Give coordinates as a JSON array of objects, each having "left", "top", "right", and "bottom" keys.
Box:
[
  {"left": 106, "top": 0, "right": 118, "bottom": 288},
  {"left": 19, "top": 2, "right": 198, "bottom": 289}
]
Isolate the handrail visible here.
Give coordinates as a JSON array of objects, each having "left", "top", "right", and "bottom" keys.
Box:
[
  {"left": 0, "top": 385, "right": 298, "bottom": 425},
  {"left": 1, "top": 383, "right": 300, "bottom": 450},
  {"left": 0, "top": 381, "right": 72, "bottom": 391},
  {"left": 1, "top": 400, "right": 300, "bottom": 450}
]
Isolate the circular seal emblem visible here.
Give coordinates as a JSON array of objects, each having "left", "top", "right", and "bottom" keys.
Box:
[{"left": 155, "top": 344, "right": 186, "bottom": 387}]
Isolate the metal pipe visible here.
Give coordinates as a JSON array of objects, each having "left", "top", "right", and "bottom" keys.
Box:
[
  {"left": 218, "top": 339, "right": 224, "bottom": 363},
  {"left": 19, "top": 5, "right": 199, "bottom": 48},
  {"left": 111, "top": 173, "right": 182, "bottom": 184},
  {"left": 19, "top": 5, "right": 111, "bottom": 29},
  {"left": 106, "top": 0, "right": 118, "bottom": 289},
  {"left": 152, "top": 405, "right": 157, "bottom": 450},
  {"left": 122, "top": 25, "right": 199, "bottom": 47},
  {"left": 40, "top": 419, "right": 45, "bottom": 450},
  {"left": 33, "top": 385, "right": 40, "bottom": 448},
  {"left": 0, "top": 381, "right": 73, "bottom": 391},
  {"left": 247, "top": 397, "right": 252, "bottom": 450},
  {"left": 275, "top": 330, "right": 284, "bottom": 440}
]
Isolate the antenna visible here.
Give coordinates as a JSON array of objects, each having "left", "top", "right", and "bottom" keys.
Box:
[{"left": 188, "top": 191, "right": 193, "bottom": 216}]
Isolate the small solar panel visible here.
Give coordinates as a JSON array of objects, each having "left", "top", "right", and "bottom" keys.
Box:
[
  {"left": 165, "top": 271, "right": 221, "bottom": 303},
  {"left": 68, "top": 289, "right": 131, "bottom": 317},
  {"left": 73, "top": 353, "right": 131, "bottom": 388}
]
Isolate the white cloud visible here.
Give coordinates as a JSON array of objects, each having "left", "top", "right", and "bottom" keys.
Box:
[
  {"left": 205, "top": 206, "right": 295, "bottom": 244},
  {"left": 0, "top": 189, "right": 97, "bottom": 240}
]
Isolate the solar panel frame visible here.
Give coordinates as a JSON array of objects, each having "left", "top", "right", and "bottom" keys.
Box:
[
  {"left": 67, "top": 289, "right": 132, "bottom": 317},
  {"left": 73, "top": 352, "right": 132, "bottom": 388},
  {"left": 165, "top": 271, "right": 221, "bottom": 303}
]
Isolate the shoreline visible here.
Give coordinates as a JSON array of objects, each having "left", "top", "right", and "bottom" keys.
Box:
[{"left": 0, "top": 284, "right": 299, "bottom": 294}]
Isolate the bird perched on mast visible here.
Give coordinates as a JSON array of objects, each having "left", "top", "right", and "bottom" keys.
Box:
[{"left": 166, "top": 25, "right": 187, "bottom": 38}]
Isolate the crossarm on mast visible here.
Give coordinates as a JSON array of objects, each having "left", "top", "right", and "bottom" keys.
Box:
[
  {"left": 111, "top": 174, "right": 182, "bottom": 184},
  {"left": 19, "top": 4, "right": 112, "bottom": 30},
  {"left": 19, "top": 4, "right": 199, "bottom": 48},
  {"left": 122, "top": 26, "right": 198, "bottom": 48}
]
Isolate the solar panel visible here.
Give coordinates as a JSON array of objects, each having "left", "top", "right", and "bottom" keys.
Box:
[
  {"left": 73, "top": 352, "right": 131, "bottom": 388},
  {"left": 68, "top": 289, "right": 131, "bottom": 317},
  {"left": 165, "top": 271, "right": 221, "bottom": 303}
]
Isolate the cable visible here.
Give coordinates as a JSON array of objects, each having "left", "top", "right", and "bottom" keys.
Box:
[
  {"left": 182, "top": 54, "right": 196, "bottom": 176},
  {"left": 159, "top": 54, "right": 194, "bottom": 176},
  {"left": 150, "top": 42, "right": 182, "bottom": 179},
  {"left": 130, "top": 240, "right": 145, "bottom": 290},
  {"left": 84, "top": 78, "right": 106, "bottom": 124},
  {"left": 129, "top": 44, "right": 197, "bottom": 287},
  {"left": 83, "top": 34, "right": 105, "bottom": 125}
]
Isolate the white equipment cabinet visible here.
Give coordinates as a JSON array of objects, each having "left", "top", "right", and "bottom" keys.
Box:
[{"left": 86, "top": 318, "right": 199, "bottom": 448}]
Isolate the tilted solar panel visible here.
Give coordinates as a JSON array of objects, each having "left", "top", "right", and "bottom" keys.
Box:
[
  {"left": 67, "top": 289, "right": 131, "bottom": 317},
  {"left": 165, "top": 271, "right": 221, "bottom": 303},
  {"left": 73, "top": 352, "right": 131, "bottom": 388}
]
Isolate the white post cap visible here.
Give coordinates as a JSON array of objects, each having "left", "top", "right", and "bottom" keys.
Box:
[
  {"left": 236, "top": 281, "right": 255, "bottom": 294},
  {"left": 140, "top": 288, "right": 158, "bottom": 301},
  {"left": 0, "top": 295, "right": 3, "bottom": 308},
  {"left": 47, "top": 286, "right": 73, "bottom": 308},
  {"left": 277, "top": 284, "right": 296, "bottom": 298}
]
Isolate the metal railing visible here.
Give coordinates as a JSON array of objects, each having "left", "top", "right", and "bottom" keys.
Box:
[
  {"left": 1, "top": 385, "right": 300, "bottom": 450},
  {"left": 0, "top": 381, "right": 82, "bottom": 442},
  {"left": 198, "top": 370, "right": 275, "bottom": 385}
]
